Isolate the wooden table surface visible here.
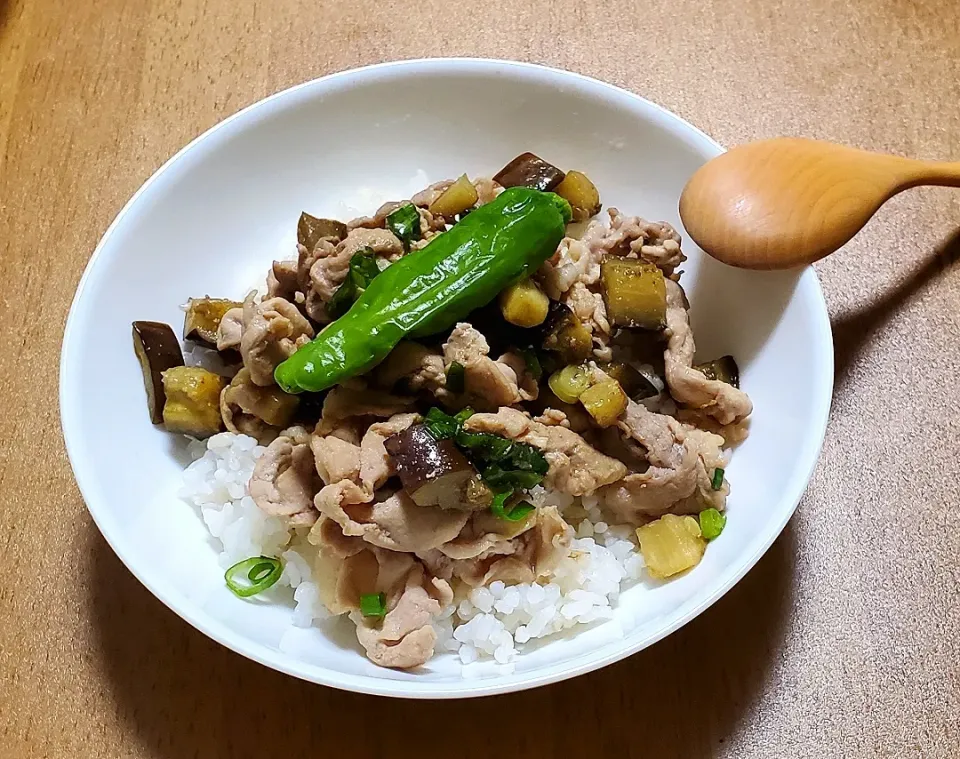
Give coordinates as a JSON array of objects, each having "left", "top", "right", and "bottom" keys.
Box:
[{"left": 2, "top": 0, "right": 959, "bottom": 756}]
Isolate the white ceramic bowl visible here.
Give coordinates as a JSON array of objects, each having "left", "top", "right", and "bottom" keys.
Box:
[{"left": 60, "top": 59, "right": 833, "bottom": 698}]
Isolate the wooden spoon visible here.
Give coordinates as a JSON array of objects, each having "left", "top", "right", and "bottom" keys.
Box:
[{"left": 678, "top": 138, "right": 960, "bottom": 269}]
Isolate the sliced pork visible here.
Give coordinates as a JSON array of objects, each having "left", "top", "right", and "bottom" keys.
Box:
[
  {"left": 216, "top": 306, "right": 243, "bottom": 351},
  {"left": 316, "top": 385, "right": 415, "bottom": 434},
  {"left": 309, "top": 519, "right": 452, "bottom": 669},
  {"left": 595, "top": 208, "right": 685, "bottom": 276},
  {"left": 249, "top": 426, "right": 319, "bottom": 526},
  {"left": 314, "top": 479, "right": 469, "bottom": 553},
  {"left": 239, "top": 294, "right": 314, "bottom": 386},
  {"left": 663, "top": 279, "right": 752, "bottom": 426},
  {"left": 443, "top": 323, "right": 536, "bottom": 409},
  {"left": 421, "top": 506, "right": 570, "bottom": 588},
  {"left": 220, "top": 368, "right": 298, "bottom": 444},
  {"left": 600, "top": 400, "right": 727, "bottom": 523}
]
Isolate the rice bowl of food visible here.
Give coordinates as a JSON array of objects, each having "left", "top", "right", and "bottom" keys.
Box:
[{"left": 60, "top": 59, "right": 833, "bottom": 697}]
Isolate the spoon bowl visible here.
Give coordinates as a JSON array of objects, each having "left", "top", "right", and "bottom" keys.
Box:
[{"left": 679, "top": 138, "right": 960, "bottom": 269}]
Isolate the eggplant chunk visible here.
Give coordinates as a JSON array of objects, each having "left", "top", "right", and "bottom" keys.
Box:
[
  {"left": 183, "top": 298, "right": 243, "bottom": 345},
  {"left": 493, "top": 152, "right": 566, "bottom": 192},
  {"left": 297, "top": 212, "right": 348, "bottom": 250},
  {"left": 132, "top": 321, "right": 185, "bottom": 424},
  {"left": 601, "top": 258, "right": 667, "bottom": 330},
  {"left": 499, "top": 278, "right": 550, "bottom": 327},
  {"left": 161, "top": 366, "right": 225, "bottom": 437},
  {"left": 636, "top": 515, "right": 706, "bottom": 579},
  {"left": 428, "top": 174, "right": 479, "bottom": 218},
  {"left": 600, "top": 362, "right": 660, "bottom": 401},
  {"left": 579, "top": 379, "right": 628, "bottom": 427},
  {"left": 554, "top": 170, "right": 601, "bottom": 222},
  {"left": 541, "top": 302, "right": 593, "bottom": 363},
  {"left": 694, "top": 355, "right": 740, "bottom": 388},
  {"left": 384, "top": 424, "right": 478, "bottom": 509}
]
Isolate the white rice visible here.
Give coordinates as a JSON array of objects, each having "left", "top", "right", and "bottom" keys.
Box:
[{"left": 179, "top": 432, "right": 644, "bottom": 670}]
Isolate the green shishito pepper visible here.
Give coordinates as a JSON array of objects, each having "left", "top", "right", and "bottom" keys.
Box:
[{"left": 275, "top": 187, "right": 572, "bottom": 393}]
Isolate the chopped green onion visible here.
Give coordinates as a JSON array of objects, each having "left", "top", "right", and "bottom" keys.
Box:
[
  {"left": 456, "top": 430, "right": 514, "bottom": 461},
  {"left": 699, "top": 508, "right": 727, "bottom": 540},
  {"left": 224, "top": 556, "right": 283, "bottom": 598},
  {"left": 426, "top": 408, "right": 548, "bottom": 493},
  {"left": 385, "top": 203, "right": 421, "bottom": 251},
  {"left": 518, "top": 347, "right": 542, "bottom": 380},
  {"left": 328, "top": 247, "right": 382, "bottom": 319},
  {"left": 490, "top": 489, "right": 536, "bottom": 521},
  {"left": 456, "top": 432, "right": 548, "bottom": 490},
  {"left": 423, "top": 406, "right": 471, "bottom": 440},
  {"left": 482, "top": 464, "right": 544, "bottom": 490},
  {"left": 711, "top": 467, "right": 725, "bottom": 491},
  {"left": 445, "top": 360, "right": 466, "bottom": 393},
  {"left": 511, "top": 501, "right": 536, "bottom": 519},
  {"left": 360, "top": 592, "right": 387, "bottom": 618},
  {"left": 503, "top": 441, "right": 549, "bottom": 476}
]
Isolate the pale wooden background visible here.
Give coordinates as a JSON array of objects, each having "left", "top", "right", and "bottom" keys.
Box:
[{"left": 1, "top": 0, "right": 959, "bottom": 757}]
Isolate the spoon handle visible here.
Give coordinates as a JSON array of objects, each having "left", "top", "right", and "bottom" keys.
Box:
[{"left": 894, "top": 158, "right": 960, "bottom": 190}]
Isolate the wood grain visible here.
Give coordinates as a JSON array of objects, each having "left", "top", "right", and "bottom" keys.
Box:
[
  {"left": 679, "top": 138, "right": 960, "bottom": 269},
  {"left": 1, "top": 0, "right": 959, "bottom": 757}
]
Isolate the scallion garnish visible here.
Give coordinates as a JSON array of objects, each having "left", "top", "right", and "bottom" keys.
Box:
[
  {"left": 385, "top": 203, "right": 421, "bottom": 251},
  {"left": 328, "top": 247, "right": 382, "bottom": 319},
  {"left": 423, "top": 407, "right": 463, "bottom": 439},
  {"left": 490, "top": 489, "right": 536, "bottom": 522},
  {"left": 699, "top": 508, "right": 727, "bottom": 540},
  {"left": 456, "top": 430, "right": 514, "bottom": 461},
  {"left": 360, "top": 592, "right": 387, "bottom": 618},
  {"left": 224, "top": 556, "right": 283, "bottom": 598},
  {"left": 445, "top": 360, "right": 466, "bottom": 393},
  {"left": 711, "top": 467, "right": 725, "bottom": 491},
  {"left": 482, "top": 464, "right": 544, "bottom": 490},
  {"left": 423, "top": 406, "right": 548, "bottom": 497}
]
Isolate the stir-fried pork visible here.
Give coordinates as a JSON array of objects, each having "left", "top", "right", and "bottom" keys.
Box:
[
  {"left": 311, "top": 433, "right": 362, "bottom": 486},
  {"left": 347, "top": 200, "right": 446, "bottom": 240},
  {"left": 663, "top": 279, "right": 752, "bottom": 425},
  {"left": 600, "top": 400, "right": 727, "bottom": 522},
  {"left": 375, "top": 341, "right": 447, "bottom": 395},
  {"left": 434, "top": 508, "right": 536, "bottom": 560},
  {"left": 266, "top": 259, "right": 299, "bottom": 301},
  {"left": 216, "top": 306, "right": 244, "bottom": 351},
  {"left": 249, "top": 426, "right": 319, "bottom": 526},
  {"left": 167, "top": 170, "right": 757, "bottom": 672},
  {"left": 595, "top": 209, "right": 685, "bottom": 276},
  {"left": 421, "top": 506, "right": 570, "bottom": 587},
  {"left": 239, "top": 294, "right": 314, "bottom": 386},
  {"left": 316, "top": 385, "right": 415, "bottom": 434},
  {"left": 354, "top": 565, "right": 452, "bottom": 669},
  {"left": 220, "top": 368, "right": 296, "bottom": 444},
  {"left": 443, "top": 323, "right": 537, "bottom": 409},
  {"left": 313, "top": 480, "right": 469, "bottom": 554},
  {"left": 309, "top": 519, "right": 452, "bottom": 669}
]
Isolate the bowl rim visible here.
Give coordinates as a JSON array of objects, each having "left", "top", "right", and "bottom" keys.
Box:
[{"left": 60, "top": 57, "right": 834, "bottom": 699}]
